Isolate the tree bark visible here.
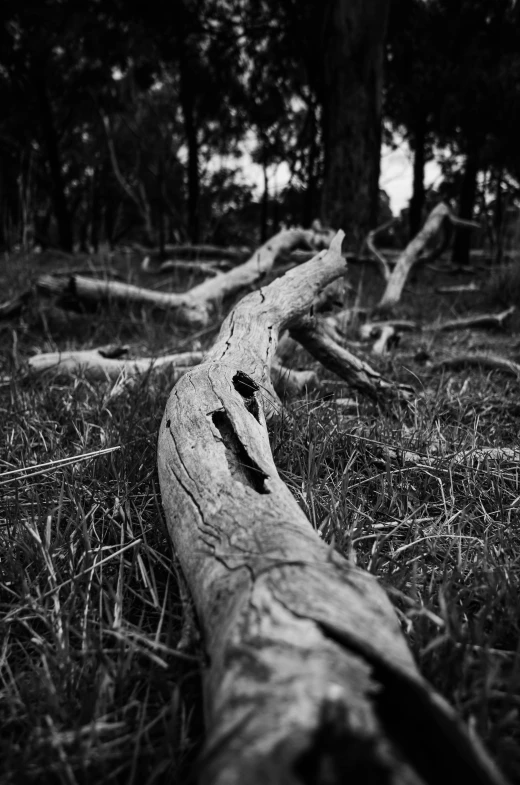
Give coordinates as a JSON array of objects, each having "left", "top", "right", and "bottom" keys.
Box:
[
  {"left": 409, "top": 117, "right": 426, "bottom": 239},
  {"left": 319, "top": 0, "right": 390, "bottom": 248},
  {"left": 451, "top": 142, "right": 479, "bottom": 266},
  {"left": 157, "top": 232, "right": 506, "bottom": 785}
]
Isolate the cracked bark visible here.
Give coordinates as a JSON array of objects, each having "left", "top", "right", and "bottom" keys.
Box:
[{"left": 157, "top": 232, "right": 507, "bottom": 785}]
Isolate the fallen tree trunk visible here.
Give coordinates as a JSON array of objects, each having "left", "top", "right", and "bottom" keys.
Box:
[
  {"left": 432, "top": 353, "right": 520, "bottom": 378},
  {"left": 291, "top": 316, "right": 414, "bottom": 402},
  {"left": 141, "top": 257, "right": 225, "bottom": 276},
  {"left": 376, "top": 204, "right": 481, "bottom": 313},
  {"left": 437, "top": 282, "right": 480, "bottom": 294},
  {"left": 133, "top": 242, "right": 251, "bottom": 261},
  {"left": 27, "top": 347, "right": 204, "bottom": 380},
  {"left": 377, "top": 203, "right": 451, "bottom": 313},
  {"left": 37, "top": 228, "right": 322, "bottom": 327},
  {"left": 432, "top": 306, "right": 515, "bottom": 332},
  {"left": 27, "top": 346, "right": 319, "bottom": 401},
  {"left": 157, "top": 232, "right": 506, "bottom": 785}
]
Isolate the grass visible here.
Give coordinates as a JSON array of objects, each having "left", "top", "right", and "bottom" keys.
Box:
[{"left": 1, "top": 248, "right": 520, "bottom": 783}]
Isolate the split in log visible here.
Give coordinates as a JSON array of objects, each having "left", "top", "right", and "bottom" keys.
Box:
[
  {"left": 432, "top": 353, "right": 520, "bottom": 378},
  {"left": 430, "top": 306, "right": 515, "bottom": 332},
  {"left": 37, "top": 228, "right": 326, "bottom": 327},
  {"left": 290, "top": 315, "right": 414, "bottom": 403},
  {"left": 157, "top": 230, "right": 506, "bottom": 784}
]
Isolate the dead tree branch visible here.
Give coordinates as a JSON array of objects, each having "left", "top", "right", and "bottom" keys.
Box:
[
  {"left": 432, "top": 353, "right": 520, "bottom": 378},
  {"left": 290, "top": 316, "right": 414, "bottom": 402},
  {"left": 37, "top": 228, "right": 327, "bottom": 327},
  {"left": 431, "top": 307, "right": 515, "bottom": 332},
  {"left": 377, "top": 204, "right": 481, "bottom": 313},
  {"left": 366, "top": 217, "right": 395, "bottom": 282},
  {"left": 157, "top": 230, "right": 505, "bottom": 784}
]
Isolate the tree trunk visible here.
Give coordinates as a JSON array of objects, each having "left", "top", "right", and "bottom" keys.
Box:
[
  {"left": 261, "top": 157, "right": 269, "bottom": 243},
  {"left": 156, "top": 233, "right": 506, "bottom": 785},
  {"left": 33, "top": 64, "right": 73, "bottom": 252},
  {"left": 179, "top": 42, "right": 200, "bottom": 244},
  {"left": 303, "top": 108, "right": 319, "bottom": 228},
  {"left": 90, "top": 166, "right": 101, "bottom": 252},
  {"left": 319, "top": 0, "right": 390, "bottom": 248},
  {"left": 409, "top": 117, "right": 426, "bottom": 239},
  {"left": 493, "top": 170, "right": 503, "bottom": 265},
  {"left": 451, "top": 143, "right": 479, "bottom": 266}
]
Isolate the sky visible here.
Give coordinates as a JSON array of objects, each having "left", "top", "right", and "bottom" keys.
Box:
[{"left": 231, "top": 137, "right": 442, "bottom": 217}]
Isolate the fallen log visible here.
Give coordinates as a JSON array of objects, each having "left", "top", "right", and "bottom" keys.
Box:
[
  {"left": 157, "top": 231, "right": 506, "bottom": 784},
  {"left": 437, "top": 282, "right": 480, "bottom": 294},
  {"left": 431, "top": 306, "right": 515, "bottom": 332},
  {"left": 141, "top": 257, "right": 225, "bottom": 276},
  {"left": 28, "top": 347, "right": 204, "bottom": 380},
  {"left": 37, "top": 228, "right": 322, "bottom": 327},
  {"left": 290, "top": 316, "right": 414, "bottom": 402},
  {"left": 27, "top": 346, "right": 316, "bottom": 402},
  {"left": 134, "top": 242, "right": 251, "bottom": 261},
  {"left": 379, "top": 444, "right": 520, "bottom": 470},
  {"left": 377, "top": 203, "right": 451, "bottom": 312},
  {"left": 432, "top": 353, "right": 520, "bottom": 378},
  {"left": 376, "top": 204, "right": 480, "bottom": 313}
]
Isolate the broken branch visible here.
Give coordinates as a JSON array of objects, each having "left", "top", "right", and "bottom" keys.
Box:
[{"left": 157, "top": 230, "right": 505, "bottom": 784}]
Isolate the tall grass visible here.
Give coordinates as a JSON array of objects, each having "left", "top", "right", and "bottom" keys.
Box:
[{"left": 1, "top": 250, "right": 519, "bottom": 782}]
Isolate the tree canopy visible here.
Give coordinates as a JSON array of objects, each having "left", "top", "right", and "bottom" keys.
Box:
[{"left": 1, "top": 0, "right": 519, "bottom": 256}]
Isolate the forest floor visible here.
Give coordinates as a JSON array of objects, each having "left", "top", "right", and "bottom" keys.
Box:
[{"left": 1, "top": 246, "right": 520, "bottom": 784}]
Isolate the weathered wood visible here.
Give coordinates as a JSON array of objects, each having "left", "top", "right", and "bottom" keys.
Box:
[
  {"left": 157, "top": 232, "right": 506, "bottom": 785},
  {"left": 141, "top": 257, "right": 225, "bottom": 276},
  {"left": 377, "top": 203, "right": 451, "bottom": 312},
  {"left": 432, "top": 352, "right": 520, "bottom": 378},
  {"left": 28, "top": 347, "right": 203, "bottom": 380},
  {"left": 437, "top": 282, "right": 480, "bottom": 294},
  {"left": 37, "top": 228, "right": 322, "bottom": 327},
  {"left": 290, "top": 316, "right": 414, "bottom": 403},
  {"left": 133, "top": 242, "right": 251, "bottom": 261},
  {"left": 271, "top": 363, "right": 319, "bottom": 397},
  {"left": 27, "top": 346, "right": 315, "bottom": 401},
  {"left": 432, "top": 306, "right": 515, "bottom": 332}
]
